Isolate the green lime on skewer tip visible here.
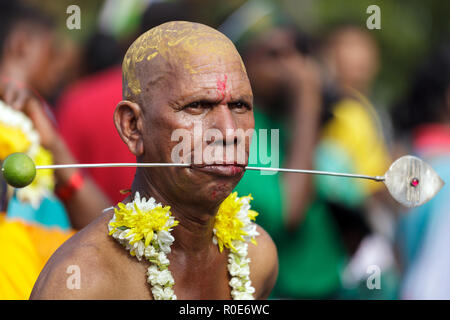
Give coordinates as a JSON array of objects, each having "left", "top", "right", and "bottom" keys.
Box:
[{"left": 1, "top": 153, "right": 36, "bottom": 188}]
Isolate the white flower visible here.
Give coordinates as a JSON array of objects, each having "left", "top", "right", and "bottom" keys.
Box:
[
  {"left": 147, "top": 266, "right": 174, "bottom": 287},
  {"left": 243, "top": 223, "right": 260, "bottom": 241},
  {"left": 124, "top": 232, "right": 135, "bottom": 242},
  {"left": 233, "top": 242, "right": 248, "bottom": 257},
  {"left": 16, "top": 187, "right": 48, "bottom": 209},
  {"left": 228, "top": 251, "right": 249, "bottom": 266},
  {"left": 237, "top": 264, "right": 250, "bottom": 278},
  {"left": 228, "top": 260, "right": 240, "bottom": 276},
  {"left": 147, "top": 265, "right": 159, "bottom": 278},
  {"left": 0, "top": 101, "right": 40, "bottom": 150},
  {"left": 108, "top": 192, "right": 258, "bottom": 300},
  {"left": 244, "top": 281, "right": 255, "bottom": 294},
  {"left": 157, "top": 251, "right": 170, "bottom": 266},
  {"left": 158, "top": 269, "right": 175, "bottom": 286},
  {"left": 134, "top": 240, "right": 145, "bottom": 260},
  {"left": 151, "top": 285, "right": 164, "bottom": 299},
  {"left": 157, "top": 230, "right": 175, "bottom": 254},
  {"left": 144, "top": 245, "right": 158, "bottom": 259},
  {"left": 229, "top": 277, "right": 242, "bottom": 288},
  {"left": 118, "top": 230, "right": 129, "bottom": 240},
  {"left": 151, "top": 284, "right": 176, "bottom": 300},
  {"left": 134, "top": 192, "right": 158, "bottom": 212},
  {"left": 1, "top": 101, "right": 53, "bottom": 207},
  {"left": 229, "top": 272, "right": 256, "bottom": 300},
  {"left": 232, "top": 291, "right": 254, "bottom": 300},
  {"left": 212, "top": 234, "right": 218, "bottom": 246}
]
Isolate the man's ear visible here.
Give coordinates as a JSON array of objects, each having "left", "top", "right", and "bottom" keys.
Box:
[{"left": 114, "top": 100, "right": 144, "bottom": 156}]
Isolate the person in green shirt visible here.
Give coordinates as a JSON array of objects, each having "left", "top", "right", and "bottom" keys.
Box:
[
  {"left": 235, "top": 27, "right": 346, "bottom": 298},
  {"left": 236, "top": 109, "right": 346, "bottom": 299},
  {"left": 235, "top": 26, "right": 395, "bottom": 299}
]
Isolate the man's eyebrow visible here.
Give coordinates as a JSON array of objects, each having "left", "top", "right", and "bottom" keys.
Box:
[
  {"left": 173, "top": 92, "right": 220, "bottom": 106},
  {"left": 175, "top": 93, "right": 253, "bottom": 107},
  {"left": 230, "top": 94, "right": 253, "bottom": 103}
]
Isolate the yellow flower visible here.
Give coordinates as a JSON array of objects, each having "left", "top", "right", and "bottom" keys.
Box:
[
  {"left": 1, "top": 101, "right": 54, "bottom": 207},
  {"left": 31, "top": 146, "right": 54, "bottom": 190},
  {"left": 108, "top": 191, "right": 259, "bottom": 300},
  {"left": 109, "top": 200, "right": 179, "bottom": 248},
  {"left": 0, "top": 124, "right": 31, "bottom": 160},
  {"left": 16, "top": 146, "right": 55, "bottom": 208},
  {"left": 214, "top": 192, "right": 258, "bottom": 253}
]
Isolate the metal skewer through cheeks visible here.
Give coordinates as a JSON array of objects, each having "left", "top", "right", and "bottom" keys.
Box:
[{"left": 33, "top": 155, "right": 445, "bottom": 208}]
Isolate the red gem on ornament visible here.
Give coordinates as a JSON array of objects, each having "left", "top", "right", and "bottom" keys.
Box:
[{"left": 411, "top": 178, "right": 419, "bottom": 187}]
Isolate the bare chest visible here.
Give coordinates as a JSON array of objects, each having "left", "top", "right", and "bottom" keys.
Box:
[{"left": 116, "top": 250, "right": 232, "bottom": 300}]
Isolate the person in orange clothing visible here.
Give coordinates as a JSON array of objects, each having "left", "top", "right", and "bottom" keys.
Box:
[
  {"left": 0, "top": 163, "right": 74, "bottom": 300},
  {"left": 0, "top": 209, "right": 75, "bottom": 300}
]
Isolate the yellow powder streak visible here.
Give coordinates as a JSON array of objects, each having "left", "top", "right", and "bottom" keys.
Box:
[{"left": 122, "top": 21, "right": 247, "bottom": 98}]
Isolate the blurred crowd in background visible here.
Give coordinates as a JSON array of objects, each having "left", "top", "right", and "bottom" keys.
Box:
[{"left": 0, "top": 0, "right": 449, "bottom": 300}]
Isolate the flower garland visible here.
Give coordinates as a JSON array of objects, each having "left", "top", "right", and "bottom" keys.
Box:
[
  {"left": 108, "top": 191, "right": 259, "bottom": 300},
  {"left": 0, "top": 100, "right": 54, "bottom": 208}
]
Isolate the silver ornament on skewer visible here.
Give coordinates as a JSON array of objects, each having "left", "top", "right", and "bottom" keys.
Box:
[{"left": 2, "top": 154, "right": 445, "bottom": 208}]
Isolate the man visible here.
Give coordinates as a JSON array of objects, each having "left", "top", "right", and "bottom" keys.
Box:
[{"left": 30, "top": 21, "right": 278, "bottom": 299}]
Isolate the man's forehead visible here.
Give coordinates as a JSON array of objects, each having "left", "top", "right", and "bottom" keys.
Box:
[
  {"left": 170, "top": 73, "right": 253, "bottom": 103},
  {"left": 122, "top": 21, "right": 247, "bottom": 99}
]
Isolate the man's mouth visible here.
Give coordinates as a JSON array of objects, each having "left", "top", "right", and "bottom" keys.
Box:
[{"left": 189, "top": 163, "right": 246, "bottom": 177}]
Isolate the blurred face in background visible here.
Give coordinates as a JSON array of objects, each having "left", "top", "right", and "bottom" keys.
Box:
[
  {"left": 323, "top": 27, "right": 379, "bottom": 94},
  {"left": 1, "top": 21, "right": 67, "bottom": 98},
  {"left": 25, "top": 26, "right": 60, "bottom": 96},
  {"left": 243, "top": 28, "right": 301, "bottom": 105}
]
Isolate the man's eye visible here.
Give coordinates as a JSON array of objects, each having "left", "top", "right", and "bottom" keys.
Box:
[
  {"left": 229, "top": 102, "right": 250, "bottom": 110},
  {"left": 183, "top": 101, "right": 214, "bottom": 110},
  {"left": 186, "top": 102, "right": 201, "bottom": 109}
]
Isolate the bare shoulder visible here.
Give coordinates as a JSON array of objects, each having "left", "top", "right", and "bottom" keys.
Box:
[
  {"left": 248, "top": 224, "right": 278, "bottom": 299},
  {"left": 30, "top": 212, "right": 124, "bottom": 299}
]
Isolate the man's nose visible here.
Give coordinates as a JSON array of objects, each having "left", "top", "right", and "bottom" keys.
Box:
[{"left": 210, "top": 104, "right": 238, "bottom": 145}]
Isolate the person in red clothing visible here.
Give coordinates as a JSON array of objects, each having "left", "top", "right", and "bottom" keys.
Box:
[
  {"left": 55, "top": 1, "right": 197, "bottom": 203},
  {"left": 56, "top": 66, "right": 135, "bottom": 203}
]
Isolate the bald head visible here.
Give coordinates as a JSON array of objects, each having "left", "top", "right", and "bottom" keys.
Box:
[{"left": 122, "top": 21, "right": 247, "bottom": 102}]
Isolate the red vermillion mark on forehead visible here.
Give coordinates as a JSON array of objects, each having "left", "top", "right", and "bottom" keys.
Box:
[{"left": 216, "top": 75, "right": 228, "bottom": 100}]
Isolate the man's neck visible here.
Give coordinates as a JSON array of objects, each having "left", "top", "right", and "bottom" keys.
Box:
[{"left": 130, "top": 169, "right": 221, "bottom": 255}]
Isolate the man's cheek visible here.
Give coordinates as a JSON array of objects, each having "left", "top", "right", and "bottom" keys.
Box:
[{"left": 169, "top": 129, "right": 195, "bottom": 163}]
